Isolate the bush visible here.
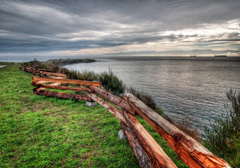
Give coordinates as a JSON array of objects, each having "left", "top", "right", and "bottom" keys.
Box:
[
  {"left": 204, "top": 89, "right": 240, "bottom": 167},
  {"left": 99, "top": 69, "right": 125, "bottom": 96}
]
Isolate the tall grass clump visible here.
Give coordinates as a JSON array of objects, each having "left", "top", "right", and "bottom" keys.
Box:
[
  {"left": 60, "top": 68, "right": 98, "bottom": 81},
  {"left": 99, "top": 69, "right": 125, "bottom": 96},
  {"left": 204, "top": 89, "right": 240, "bottom": 167}
]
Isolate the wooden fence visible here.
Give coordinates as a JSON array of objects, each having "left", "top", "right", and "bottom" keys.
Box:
[{"left": 20, "top": 66, "right": 231, "bottom": 168}]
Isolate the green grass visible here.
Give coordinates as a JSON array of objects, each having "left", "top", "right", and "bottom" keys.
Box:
[{"left": 0, "top": 63, "right": 187, "bottom": 167}]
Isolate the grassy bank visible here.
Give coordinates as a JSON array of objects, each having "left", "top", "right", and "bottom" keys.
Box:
[{"left": 0, "top": 63, "right": 187, "bottom": 167}]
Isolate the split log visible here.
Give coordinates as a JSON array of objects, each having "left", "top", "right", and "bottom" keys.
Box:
[
  {"left": 121, "top": 122, "right": 152, "bottom": 168},
  {"left": 32, "top": 83, "right": 92, "bottom": 92},
  {"left": 86, "top": 93, "right": 128, "bottom": 126},
  {"left": 89, "top": 86, "right": 135, "bottom": 115},
  {"left": 32, "top": 77, "right": 101, "bottom": 87},
  {"left": 34, "top": 90, "right": 93, "bottom": 102},
  {"left": 123, "top": 93, "right": 231, "bottom": 168},
  {"left": 122, "top": 110, "right": 177, "bottom": 168},
  {"left": 41, "top": 72, "right": 67, "bottom": 78}
]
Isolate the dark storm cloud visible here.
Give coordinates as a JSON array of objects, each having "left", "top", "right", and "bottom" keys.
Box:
[{"left": 0, "top": 0, "right": 239, "bottom": 54}]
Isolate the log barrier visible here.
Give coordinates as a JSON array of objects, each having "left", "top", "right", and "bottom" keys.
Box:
[{"left": 21, "top": 67, "right": 231, "bottom": 168}]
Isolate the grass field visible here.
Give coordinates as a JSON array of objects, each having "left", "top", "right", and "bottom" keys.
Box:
[{"left": 0, "top": 63, "right": 187, "bottom": 167}]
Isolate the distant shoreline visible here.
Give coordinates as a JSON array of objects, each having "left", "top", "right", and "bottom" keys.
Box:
[
  {"left": 45, "top": 58, "right": 97, "bottom": 66},
  {"left": 104, "top": 56, "right": 240, "bottom": 61},
  {"left": 1, "top": 56, "right": 240, "bottom": 63}
]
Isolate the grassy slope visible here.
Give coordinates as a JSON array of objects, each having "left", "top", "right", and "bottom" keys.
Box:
[{"left": 0, "top": 63, "right": 187, "bottom": 167}]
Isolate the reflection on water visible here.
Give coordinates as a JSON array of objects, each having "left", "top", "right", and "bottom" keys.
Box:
[{"left": 64, "top": 59, "right": 240, "bottom": 133}]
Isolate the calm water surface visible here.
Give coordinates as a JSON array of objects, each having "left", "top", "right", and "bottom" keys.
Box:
[{"left": 64, "top": 58, "right": 240, "bottom": 133}]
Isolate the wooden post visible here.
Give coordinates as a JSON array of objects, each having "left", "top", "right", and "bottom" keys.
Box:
[
  {"left": 121, "top": 122, "right": 152, "bottom": 168},
  {"left": 89, "top": 86, "right": 135, "bottom": 115},
  {"left": 122, "top": 110, "right": 177, "bottom": 168},
  {"left": 123, "top": 93, "right": 231, "bottom": 168}
]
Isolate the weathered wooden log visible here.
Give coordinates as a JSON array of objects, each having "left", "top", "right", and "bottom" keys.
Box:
[
  {"left": 31, "top": 80, "right": 49, "bottom": 85},
  {"left": 34, "top": 87, "right": 46, "bottom": 92},
  {"left": 32, "top": 77, "right": 101, "bottom": 87},
  {"left": 121, "top": 122, "right": 152, "bottom": 168},
  {"left": 89, "top": 86, "right": 135, "bottom": 115},
  {"left": 42, "top": 72, "right": 67, "bottom": 78},
  {"left": 37, "top": 69, "right": 47, "bottom": 72},
  {"left": 32, "top": 83, "right": 92, "bottom": 92},
  {"left": 33, "top": 81, "right": 61, "bottom": 92},
  {"left": 122, "top": 110, "right": 177, "bottom": 168},
  {"left": 48, "top": 76, "right": 65, "bottom": 79},
  {"left": 86, "top": 93, "right": 128, "bottom": 126},
  {"left": 123, "top": 93, "right": 231, "bottom": 168},
  {"left": 25, "top": 67, "right": 33, "bottom": 72},
  {"left": 34, "top": 90, "right": 93, "bottom": 102}
]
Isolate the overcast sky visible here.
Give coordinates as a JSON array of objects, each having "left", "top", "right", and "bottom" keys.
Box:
[{"left": 0, "top": 0, "right": 240, "bottom": 58}]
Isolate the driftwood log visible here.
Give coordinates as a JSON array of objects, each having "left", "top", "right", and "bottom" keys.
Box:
[
  {"left": 123, "top": 93, "right": 231, "bottom": 168},
  {"left": 34, "top": 90, "right": 93, "bottom": 102},
  {"left": 121, "top": 122, "right": 152, "bottom": 168},
  {"left": 122, "top": 110, "right": 177, "bottom": 168},
  {"left": 89, "top": 86, "right": 135, "bottom": 115},
  {"left": 32, "top": 77, "right": 101, "bottom": 87}
]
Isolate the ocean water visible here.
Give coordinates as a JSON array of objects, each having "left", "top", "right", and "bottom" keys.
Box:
[{"left": 64, "top": 58, "right": 240, "bottom": 133}]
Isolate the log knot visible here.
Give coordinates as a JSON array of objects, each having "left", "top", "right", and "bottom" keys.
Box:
[{"left": 173, "top": 133, "right": 185, "bottom": 143}]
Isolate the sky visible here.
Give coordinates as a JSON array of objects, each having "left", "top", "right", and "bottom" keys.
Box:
[{"left": 0, "top": 0, "right": 240, "bottom": 59}]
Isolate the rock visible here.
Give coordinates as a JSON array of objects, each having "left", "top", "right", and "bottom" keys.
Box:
[
  {"left": 86, "top": 102, "right": 97, "bottom": 107},
  {"left": 118, "top": 129, "right": 127, "bottom": 140}
]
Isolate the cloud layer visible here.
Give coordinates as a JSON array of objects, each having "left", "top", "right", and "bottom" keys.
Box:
[{"left": 0, "top": 0, "right": 240, "bottom": 57}]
